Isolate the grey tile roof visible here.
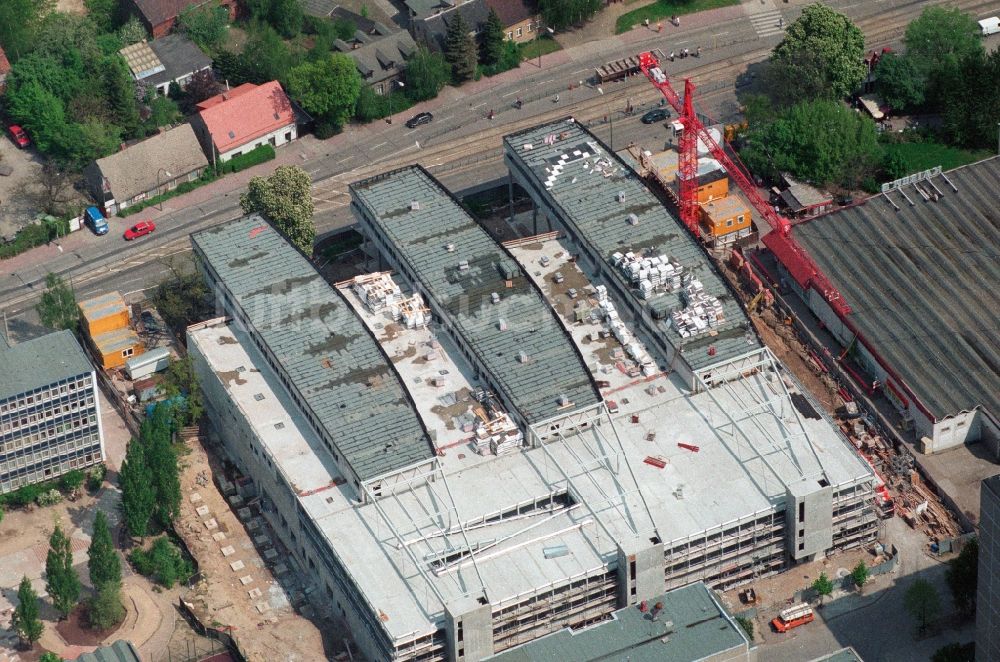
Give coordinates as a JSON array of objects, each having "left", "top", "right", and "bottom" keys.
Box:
[
  {"left": 72, "top": 640, "right": 142, "bottom": 662},
  {"left": 91, "top": 123, "right": 208, "bottom": 204},
  {"left": 145, "top": 34, "right": 212, "bottom": 88},
  {"left": 351, "top": 166, "right": 601, "bottom": 425},
  {"left": 192, "top": 215, "right": 434, "bottom": 481},
  {"left": 418, "top": 0, "right": 489, "bottom": 50},
  {"left": 794, "top": 157, "right": 1000, "bottom": 421},
  {"left": 0, "top": 330, "right": 93, "bottom": 402},
  {"left": 484, "top": 582, "right": 749, "bottom": 662},
  {"left": 337, "top": 30, "right": 416, "bottom": 86},
  {"left": 504, "top": 120, "right": 760, "bottom": 371}
]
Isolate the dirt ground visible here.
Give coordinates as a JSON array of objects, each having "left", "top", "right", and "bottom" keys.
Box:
[
  {"left": 55, "top": 0, "right": 86, "bottom": 13},
  {"left": 174, "top": 435, "right": 337, "bottom": 662},
  {"left": 0, "top": 140, "right": 44, "bottom": 237}
]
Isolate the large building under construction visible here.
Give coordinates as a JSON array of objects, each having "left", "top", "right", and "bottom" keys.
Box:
[{"left": 189, "top": 148, "right": 878, "bottom": 661}]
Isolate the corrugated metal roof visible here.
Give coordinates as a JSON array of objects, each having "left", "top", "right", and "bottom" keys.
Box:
[
  {"left": 192, "top": 215, "right": 434, "bottom": 481},
  {"left": 0, "top": 330, "right": 93, "bottom": 402},
  {"left": 78, "top": 291, "right": 127, "bottom": 323},
  {"left": 351, "top": 166, "right": 601, "bottom": 425},
  {"left": 93, "top": 327, "right": 142, "bottom": 355},
  {"left": 504, "top": 120, "right": 760, "bottom": 371},
  {"left": 484, "top": 582, "right": 749, "bottom": 662},
  {"left": 73, "top": 639, "right": 142, "bottom": 662},
  {"left": 794, "top": 156, "right": 1000, "bottom": 421}
]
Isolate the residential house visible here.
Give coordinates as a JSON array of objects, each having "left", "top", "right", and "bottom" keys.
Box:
[
  {"left": 119, "top": 34, "right": 212, "bottom": 96},
  {"left": 0, "top": 330, "right": 105, "bottom": 494},
  {"left": 126, "top": 0, "right": 240, "bottom": 39},
  {"left": 0, "top": 46, "right": 11, "bottom": 94},
  {"left": 83, "top": 123, "right": 209, "bottom": 215},
  {"left": 79, "top": 292, "right": 146, "bottom": 370},
  {"left": 485, "top": 0, "right": 542, "bottom": 43},
  {"left": 191, "top": 81, "right": 297, "bottom": 165},
  {"left": 330, "top": 8, "right": 416, "bottom": 95},
  {"left": 406, "top": 0, "right": 489, "bottom": 51}
]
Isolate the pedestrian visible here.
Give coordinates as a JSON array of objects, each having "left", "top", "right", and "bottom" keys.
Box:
[
  {"left": 778, "top": 17, "right": 783, "bottom": 27},
  {"left": 696, "top": 46, "right": 702, "bottom": 57},
  {"left": 669, "top": 51, "right": 675, "bottom": 62},
  {"left": 644, "top": 18, "right": 650, "bottom": 28},
  {"left": 657, "top": 22, "right": 663, "bottom": 32}
]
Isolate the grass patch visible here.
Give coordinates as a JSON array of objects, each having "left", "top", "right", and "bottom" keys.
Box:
[
  {"left": 616, "top": 0, "right": 741, "bottom": 34},
  {"left": 519, "top": 36, "right": 562, "bottom": 61},
  {"left": 882, "top": 141, "right": 992, "bottom": 175}
]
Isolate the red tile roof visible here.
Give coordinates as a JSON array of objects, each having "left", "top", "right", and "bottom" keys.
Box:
[
  {"left": 0, "top": 46, "right": 11, "bottom": 77},
  {"left": 196, "top": 81, "right": 295, "bottom": 154}
]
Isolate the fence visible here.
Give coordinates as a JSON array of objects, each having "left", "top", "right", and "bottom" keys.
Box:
[
  {"left": 793, "top": 544, "right": 899, "bottom": 603},
  {"left": 174, "top": 598, "right": 248, "bottom": 662}
]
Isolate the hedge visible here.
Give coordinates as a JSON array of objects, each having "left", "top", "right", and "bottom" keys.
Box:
[
  {"left": 119, "top": 170, "right": 219, "bottom": 217},
  {"left": 220, "top": 144, "right": 275, "bottom": 174},
  {"left": 0, "top": 216, "right": 71, "bottom": 260}
]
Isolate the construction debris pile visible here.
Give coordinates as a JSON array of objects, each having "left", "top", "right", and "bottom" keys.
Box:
[
  {"left": 612, "top": 251, "right": 686, "bottom": 298},
  {"left": 471, "top": 389, "right": 524, "bottom": 455},
  {"left": 352, "top": 272, "right": 401, "bottom": 313},
  {"left": 671, "top": 280, "right": 725, "bottom": 338},
  {"left": 592, "top": 285, "right": 657, "bottom": 377},
  {"left": 391, "top": 294, "right": 429, "bottom": 329}
]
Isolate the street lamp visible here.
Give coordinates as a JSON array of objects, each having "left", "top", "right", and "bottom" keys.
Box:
[
  {"left": 538, "top": 26, "right": 555, "bottom": 69},
  {"left": 388, "top": 80, "right": 404, "bottom": 124},
  {"left": 156, "top": 168, "right": 172, "bottom": 211}
]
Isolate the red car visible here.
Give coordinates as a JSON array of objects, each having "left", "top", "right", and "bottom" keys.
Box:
[
  {"left": 124, "top": 220, "right": 156, "bottom": 240},
  {"left": 7, "top": 125, "right": 30, "bottom": 148}
]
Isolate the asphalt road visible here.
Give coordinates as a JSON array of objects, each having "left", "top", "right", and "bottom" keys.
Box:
[{"left": 1, "top": 0, "right": 995, "bottom": 321}]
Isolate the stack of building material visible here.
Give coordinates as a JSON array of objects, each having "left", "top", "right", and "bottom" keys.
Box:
[
  {"left": 671, "top": 280, "right": 725, "bottom": 337},
  {"left": 352, "top": 272, "right": 401, "bottom": 313},
  {"left": 392, "top": 293, "right": 429, "bottom": 329},
  {"left": 611, "top": 251, "right": 685, "bottom": 296}
]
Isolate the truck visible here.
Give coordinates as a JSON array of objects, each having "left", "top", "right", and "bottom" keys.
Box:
[
  {"left": 771, "top": 603, "right": 815, "bottom": 632},
  {"left": 84, "top": 206, "right": 109, "bottom": 236},
  {"left": 979, "top": 17, "right": 1000, "bottom": 36},
  {"left": 595, "top": 49, "right": 665, "bottom": 84}
]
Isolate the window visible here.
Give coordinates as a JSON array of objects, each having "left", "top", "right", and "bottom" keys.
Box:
[
  {"left": 516, "top": 27, "right": 522, "bottom": 37},
  {"left": 507, "top": 31, "right": 513, "bottom": 39},
  {"left": 527, "top": 23, "right": 533, "bottom": 32},
  {"left": 122, "top": 348, "right": 134, "bottom": 358},
  {"left": 726, "top": 219, "right": 733, "bottom": 227},
  {"left": 284, "top": 131, "right": 292, "bottom": 142},
  {"left": 737, "top": 215, "right": 745, "bottom": 224},
  {"left": 231, "top": 151, "right": 242, "bottom": 159}
]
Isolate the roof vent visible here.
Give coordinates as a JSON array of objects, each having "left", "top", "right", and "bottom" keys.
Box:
[
  {"left": 491, "top": 292, "right": 500, "bottom": 304},
  {"left": 517, "top": 351, "right": 529, "bottom": 363},
  {"left": 253, "top": 393, "right": 265, "bottom": 401},
  {"left": 497, "top": 317, "right": 508, "bottom": 331},
  {"left": 273, "top": 112, "right": 280, "bottom": 120},
  {"left": 228, "top": 130, "right": 236, "bottom": 139},
  {"left": 458, "top": 259, "right": 470, "bottom": 271},
  {"left": 410, "top": 200, "right": 420, "bottom": 211},
  {"left": 558, "top": 394, "right": 570, "bottom": 406},
  {"left": 628, "top": 213, "right": 639, "bottom": 225},
  {"left": 445, "top": 243, "right": 455, "bottom": 252},
  {"left": 617, "top": 191, "right": 625, "bottom": 202}
]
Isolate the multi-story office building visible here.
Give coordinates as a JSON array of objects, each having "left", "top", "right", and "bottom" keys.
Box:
[
  {"left": 978, "top": 474, "right": 1000, "bottom": 661},
  {"left": 0, "top": 330, "right": 104, "bottom": 494}
]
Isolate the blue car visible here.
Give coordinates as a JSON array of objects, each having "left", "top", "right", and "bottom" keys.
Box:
[{"left": 85, "top": 206, "right": 109, "bottom": 236}]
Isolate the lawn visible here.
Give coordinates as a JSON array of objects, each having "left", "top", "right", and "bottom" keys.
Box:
[
  {"left": 882, "top": 141, "right": 992, "bottom": 176},
  {"left": 616, "top": 0, "right": 741, "bottom": 34},
  {"left": 520, "top": 36, "right": 562, "bottom": 61}
]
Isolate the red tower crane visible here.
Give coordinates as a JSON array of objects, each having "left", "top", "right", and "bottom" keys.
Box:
[{"left": 637, "top": 51, "right": 851, "bottom": 316}]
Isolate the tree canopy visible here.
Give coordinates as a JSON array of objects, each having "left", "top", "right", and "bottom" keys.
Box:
[
  {"left": 12, "top": 576, "right": 44, "bottom": 647},
  {"left": 404, "top": 46, "right": 451, "bottom": 102},
  {"left": 286, "top": 54, "right": 361, "bottom": 128},
  {"left": 539, "top": 0, "right": 602, "bottom": 31},
  {"left": 445, "top": 11, "right": 478, "bottom": 83},
  {"left": 904, "top": 6, "right": 983, "bottom": 110},
  {"left": 37, "top": 273, "right": 79, "bottom": 332},
  {"left": 88, "top": 510, "right": 121, "bottom": 589},
  {"left": 946, "top": 538, "right": 978, "bottom": 618},
  {"left": 741, "top": 99, "right": 880, "bottom": 188},
  {"left": 943, "top": 50, "right": 1000, "bottom": 149},
  {"left": 120, "top": 437, "right": 156, "bottom": 537},
  {"left": 240, "top": 166, "right": 316, "bottom": 255},
  {"left": 481, "top": 9, "right": 505, "bottom": 67},
  {"left": 874, "top": 52, "right": 925, "bottom": 111},
  {"left": 904, "top": 579, "right": 941, "bottom": 633},
  {"left": 178, "top": 0, "right": 230, "bottom": 52},
  {"left": 812, "top": 572, "right": 834, "bottom": 605},
  {"left": 771, "top": 4, "right": 865, "bottom": 101},
  {"left": 0, "top": 0, "right": 55, "bottom": 61},
  {"left": 45, "top": 522, "right": 81, "bottom": 619}
]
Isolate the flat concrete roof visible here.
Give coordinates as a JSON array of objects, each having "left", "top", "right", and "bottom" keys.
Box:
[
  {"left": 504, "top": 119, "right": 762, "bottom": 372},
  {"left": 191, "top": 215, "right": 434, "bottom": 482},
  {"left": 793, "top": 157, "right": 1000, "bottom": 422},
  {"left": 484, "top": 582, "right": 749, "bottom": 662},
  {"left": 351, "top": 166, "right": 602, "bottom": 425}
]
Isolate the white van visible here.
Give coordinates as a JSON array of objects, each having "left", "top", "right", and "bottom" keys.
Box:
[{"left": 979, "top": 16, "right": 1000, "bottom": 36}]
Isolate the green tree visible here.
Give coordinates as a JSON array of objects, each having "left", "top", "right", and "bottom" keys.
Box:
[
  {"left": 931, "top": 642, "right": 976, "bottom": 662},
  {"left": 144, "top": 405, "right": 181, "bottom": 528},
  {"left": 129, "top": 537, "right": 193, "bottom": 588},
  {"left": 735, "top": 615, "right": 754, "bottom": 641},
  {"left": 240, "top": 165, "right": 316, "bottom": 255},
  {"left": 12, "top": 576, "right": 44, "bottom": 647},
  {"left": 480, "top": 8, "right": 505, "bottom": 67},
  {"left": 102, "top": 56, "right": 141, "bottom": 139},
  {"left": 178, "top": 0, "right": 230, "bottom": 52},
  {"left": 117, "top": 16, "right": 148, "bottom": 46},
  {"left": 6, "top": 81, "right": 70, "bottom": 157},
  {"left": 444, "top": 10, "right": 477, "bottom": 83},
  {"left": 161, "top": 356, "right": 204, "bottom": 426},
  {"left": 946, "top": 538, "right": 978, "bottom": 618},
  {"left": 904, "top": 578, "right": 941, "bottom": 633},
  {"left": 40, "top": 653, "right": 65, "bottom": 662},
  {"left": 84, "top": 0, "right": 121, "bottom": 32},
  {"left": 404, "top": 46, "right": 450, "bottom": 102},
  {"left": 269, "top": 0, "right": 303, "bottom": 38},
  {"left": 904, "top": 6, "right": 981, "bottom": 109},
  {"left": 146, "top": 95, "right": 182, "bottom": 130},
  {"left": 539, "top": 0, "right": 602, "bottom": 31},
  {"left": 286, "top": 54, "right": 361, "bottom": 128},
  {"left": 850, "top": 561, "right": 869, "bottom": 592},
  {"left": 944, "top": 50, "right": 1000, "bottom": 149},
  {"left": 87, "top": 583, "right": 124, "bottom": 630},
  {"left": 0, "top": 0, "right": 54, "bottom": 61},
  {"left": 45, "top": 523, "right": 81, "bottom": 619},
  {"left": 87, "top": 511, "right": 121, "bottom": 589},
  {"left": 812, "top": 572, "right": 833, "bottom": 605},
  {"left": 232, "top": 23, "right": 298, "bottom": 84},
  {"left": 874, "top": 52, "right": 925, "bottom": 112},
  {"left": 771, "top": 4, "right": 865, "bottom": 101},
  {"left": 119, "top": 439, "right": 156, "bottom": 538},
  {"left": 37, "top": 274, "right": 79, "bottom": 332},
  {"left": 741, "top": 99, "right": 880, "bottom": 188}
]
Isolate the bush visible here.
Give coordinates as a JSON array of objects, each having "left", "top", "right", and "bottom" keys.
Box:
[
  {"left": 128, "top": 536, "right": 195, "bottom": 588},
  {"left": 58, "top": 469, "right": 86, "bottom": 493},
  {"left": 118, "top": 170, "right": 218, "bottom": 217},
  {"left": 0, "top": 219, "right": 63, "bottom": 260},
  {"left": 36, "top": 489, "right": 64, "bottom": 506},
  {"left": 220, "top": 144, "right": 275, "bottom": 174},
  {"left": 88, "top": 583, "right": 124, "bottom": 630},
  {"left": 0, "top": 482, "right": 47, "bottom": 508},
  {"left": 87, "top": 464, "right": 107, "bottom": 491}
]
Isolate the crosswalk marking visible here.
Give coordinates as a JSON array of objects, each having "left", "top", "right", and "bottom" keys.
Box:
[{"left": 750, "top": 8, "right": 786, "bottom": 38}]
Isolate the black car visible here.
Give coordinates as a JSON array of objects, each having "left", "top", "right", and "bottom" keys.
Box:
[
  {"left": 140, "top": 311, "right": 162, "bottom": 334},
  {"left": 641, "top": 109, "right": 670, "bottom": 124},
  {"left": 405, "top": 112, "right": 433, "bottom": 128}
]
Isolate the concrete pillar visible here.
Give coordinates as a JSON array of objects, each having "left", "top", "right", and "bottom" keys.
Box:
[
  {"left": 786, "top": 478, "right": 833, "bottom": 561},
  {"left": 445, "top": 596, "right": 494, "bottom": 662},
  {"left": 616, "top": 538, "right": 665, "bottom": 607}
]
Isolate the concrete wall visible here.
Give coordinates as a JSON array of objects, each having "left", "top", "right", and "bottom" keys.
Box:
[
  {"left": 616, "top": 539, "right": 666, "bottom": 606},
  {"left": 446, "top": 598, "right": 494, "bottom": 662},
  {"left": 786, "top": 478, "right": 833, "bottom": 561},
  {"left": 217, "top": 123, "right": 296, "bottom": 163}
]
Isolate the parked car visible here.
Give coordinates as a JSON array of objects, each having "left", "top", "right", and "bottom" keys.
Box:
[
  {"left": 7, "top": 125, "right": 30, "bottom": 148},
  {"left": 640, "top": 109, "right": 670, "bottom": 124},
  {"left": 405, "top": 112, "right": 433, "bottom": 129},
  {"left": 124, "top": 220, "right": 156, "bottom": 240},
  {"left": 140, "top": 311, "right": 162, "bottom": 334},
  {"left": 84, "top": 206, "right": 109, "bottom": 236}
]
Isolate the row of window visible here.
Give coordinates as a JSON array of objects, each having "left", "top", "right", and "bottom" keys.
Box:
[
  {"left": 1, "top": 444, "right": 100, "bottom": 490},
  {"left": 0, "top": 401, "right": 96, "bottom": 436},
  {"left": 0, "top": 376, "right": 92, "bottom": 415},
  {"left": 1, "top": 423, "right": 99, "bottom": 458},
  {"left": 506, "top": 20, "right": 542, "bottom": 40}
]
